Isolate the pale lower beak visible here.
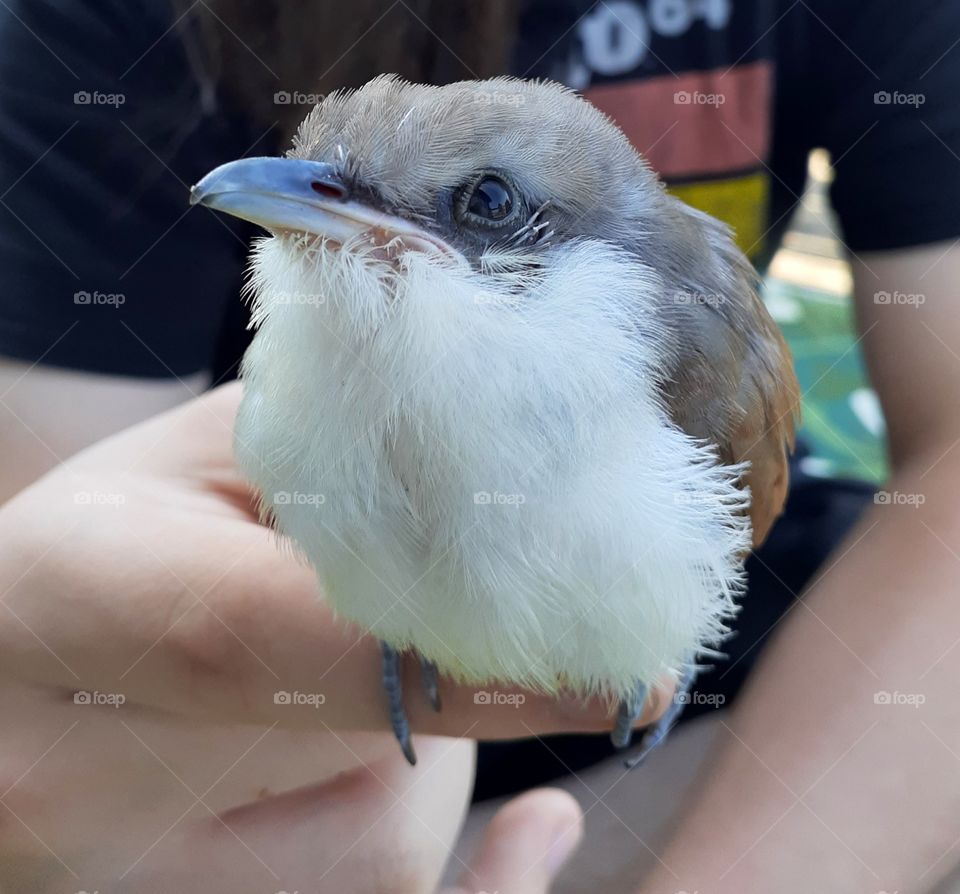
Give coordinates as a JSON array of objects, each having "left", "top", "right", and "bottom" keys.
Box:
[{"left": 189, "top": 157, "right": 459, "bottom": 261}]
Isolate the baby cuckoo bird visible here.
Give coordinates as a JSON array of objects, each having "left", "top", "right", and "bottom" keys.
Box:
[{"left": 191, "top": 76, "right": 798, "bottom": 765}]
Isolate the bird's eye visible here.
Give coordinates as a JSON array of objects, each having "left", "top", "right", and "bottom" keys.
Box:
[
  {"left": 468, "top": 176, "right": 512, "bottom": 220},
  {"left": 455, "top": 173, "right": 518, "bottom": 227}
]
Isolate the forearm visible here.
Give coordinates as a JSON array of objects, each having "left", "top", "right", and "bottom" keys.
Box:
[{"left": 640, "top": 443, "right": 960, "bottom": 892}]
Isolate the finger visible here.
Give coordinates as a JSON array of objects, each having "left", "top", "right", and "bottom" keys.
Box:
[
  {"left": 113, "top": 737, "right": 475, "bottom": 893},
  {"left": 164, "top": 521, "right": 676, "bottom": 738},
  {"left": 441, "top": 788, "right": 583, "bottom": 894},
  {"left": 122, "top": 521, "right": 675, "bottom": 739}
]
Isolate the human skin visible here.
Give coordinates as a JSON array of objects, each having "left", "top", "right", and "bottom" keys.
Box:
[{"left": 0, "top": 379, "right": 667, "bottom": 892}]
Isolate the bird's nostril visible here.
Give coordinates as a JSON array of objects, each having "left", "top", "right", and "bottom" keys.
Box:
[{"left": 310, "top": 179, "right": 347, "bottom": 200}]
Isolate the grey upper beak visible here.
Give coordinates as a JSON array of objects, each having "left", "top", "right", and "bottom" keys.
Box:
[
  {"left": 190, "top": 157, "right": 348, "bottom": 207},
  {"left": 190, "top": 155, "right": 464, "bottom": 262},
  {"left": 189, "top": 157, "right": 363, "bottom": 237}
]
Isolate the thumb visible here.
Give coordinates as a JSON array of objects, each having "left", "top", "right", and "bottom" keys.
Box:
[{"left": 442, "top": 788, "right": 584, "bottom": 894}]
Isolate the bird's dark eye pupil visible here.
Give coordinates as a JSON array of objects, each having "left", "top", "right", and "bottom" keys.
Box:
[{"left": 468, "top": 176, "right": 513, "bottom": 221}]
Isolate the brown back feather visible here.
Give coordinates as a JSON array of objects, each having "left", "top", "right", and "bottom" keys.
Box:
[{"left": 639, "top": 196, "right": 800, "bottom": 548}]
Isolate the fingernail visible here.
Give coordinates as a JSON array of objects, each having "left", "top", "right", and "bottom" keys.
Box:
[{"left": 544, "top": 817, "right": 583, "bottom": 875}]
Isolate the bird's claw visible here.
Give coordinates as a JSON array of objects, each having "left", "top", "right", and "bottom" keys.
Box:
[
  {"left": 419, "top": 656, "right": 442, "bottom": 712},
  {"left": 610, "top": 680, "right": 648, "bottom": 750},
  {"left": 380, "top": 643, "right": 445, "bottom": 765},
  {"left": 613, "top": 660, "right": 698, "bottom": 769},
  {"left": 381, "top": 641, "right": 416, "bottom": 765}
]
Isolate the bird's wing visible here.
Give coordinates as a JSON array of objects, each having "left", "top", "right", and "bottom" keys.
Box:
[{"left": 638, "top": 197, "right": 800, "bottom": 548}]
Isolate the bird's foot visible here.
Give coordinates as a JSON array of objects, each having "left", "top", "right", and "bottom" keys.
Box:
[
  {"left": 613, "top": 661, "right": 698, "bottom": 769},
  {"left": 381, "top": 642, "right": 416, "bottom": 765},
  {"left": 610, "top": 680, "right": 648, "bottom": 750},
  {"left": 419, "top": 655, "right": 442, "bottom": 712},
  {"left": 380, "top": 642, "right": 444, "bottom": 766}
]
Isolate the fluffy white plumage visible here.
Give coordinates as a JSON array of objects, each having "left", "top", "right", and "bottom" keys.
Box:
[{"left": 234, "top": 228, "right": 752, "bottom": 702}]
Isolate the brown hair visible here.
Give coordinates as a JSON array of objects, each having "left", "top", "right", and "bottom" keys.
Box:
[{"left": 178, "top": 0, "right": 520, "bottom": 141}]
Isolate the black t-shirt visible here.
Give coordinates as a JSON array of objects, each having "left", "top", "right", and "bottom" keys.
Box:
[
  {"left": 2, "top": 0, "right": 959, "bottom": 381},
  {"left": 0, "top": 1, "right": 951, "bottom": 795}
]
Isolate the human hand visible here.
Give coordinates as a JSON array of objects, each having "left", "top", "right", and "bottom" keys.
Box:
[
  {"left": 441, "top": 788, "right": 584, "bottom": 894},
  {"left": 0, "top": 383, "right": 664, "bottom": 891}
]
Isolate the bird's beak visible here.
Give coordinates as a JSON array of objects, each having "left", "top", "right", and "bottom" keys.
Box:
[{"left": 189, "top": 157, "right": 460, "bottom": 261}]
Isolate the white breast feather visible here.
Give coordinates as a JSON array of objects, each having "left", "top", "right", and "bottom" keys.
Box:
[{"left": 234, "top": 235, "right": 751, "bottom": 702}]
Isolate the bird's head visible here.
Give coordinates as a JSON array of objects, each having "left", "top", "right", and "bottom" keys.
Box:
[{"left": 190, "top": 75, "right": 666, "bottom": 297}]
